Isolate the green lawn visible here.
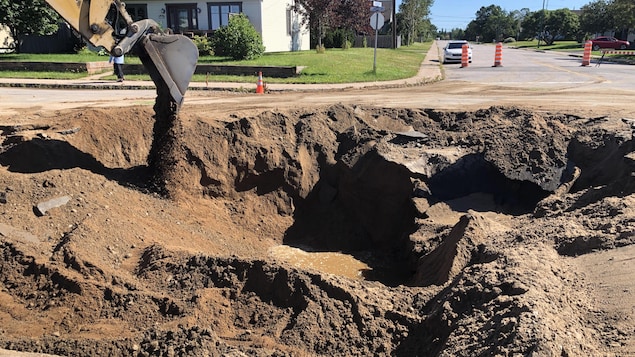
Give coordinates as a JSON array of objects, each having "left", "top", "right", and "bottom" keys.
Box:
[
  {"left": 0, "top": 70, "right": 92, "bottom": 79},
  {"left": 0, "top": 42, "right": 431, "bottom": 84},
  {"left": 510, "top": 39, "right": 614, "bottom": 53},
  {"left": 0, "top": 50, "right": 143, "bottom": 64},
  {"left": 511, "top": 39, "right": 635, "bottom": 60}
]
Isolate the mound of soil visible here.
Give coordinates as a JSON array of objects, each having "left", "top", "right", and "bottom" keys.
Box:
[{"left": 0, "top": 104, "right": 634, "bottom": 356}]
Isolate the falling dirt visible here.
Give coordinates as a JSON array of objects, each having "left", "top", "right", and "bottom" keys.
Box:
[{"left": 1, "top": 98, "right": 635, "bottom": 356}]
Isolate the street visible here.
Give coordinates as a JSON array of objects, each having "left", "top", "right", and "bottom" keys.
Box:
[
  {"left": 441, "top": 41, "right": 632, "bottom": 91},
  {"left": 1, "top": 41, "right": 634, "bottom": 119}
]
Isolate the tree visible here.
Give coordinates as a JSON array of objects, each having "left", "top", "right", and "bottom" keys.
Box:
[
  {"left": 611, "top": 0, "right": 635, "bottom": 32},
  {"left": 0, "top": 0, "right": 59, "bottom": 52},
  {"left": 449, "top": 28, "right": 465, "bottom": 40},
  {"left": 579, "top": 0, "right": 612, "bottom": 35},
  {"left": 510, "top": 8, "right": 530, "bottom": 40},
  {"left": 519, "top": 10, "right": 542, "bottom": 41},
  {"left": 293, "top": 0, "right": 338, "bottom": 49},
  {"left": 399, "top": 0, "right": 434, "bottom": 46},
  {"left": 521, "top": 8, "right": 580, "bottom": 45},
  {"left": 465, "top": 5, "right": 515, "bottom": 42},
  {"left": 545, "top": 9, "right": 580, "bottom": 42},
  {"left": 334, "top": 0, "right": 371, "bottom": 44}
]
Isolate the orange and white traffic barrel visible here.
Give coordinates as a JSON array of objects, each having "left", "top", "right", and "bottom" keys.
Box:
[
  {"left": 582, "top": 40, "right": 592, "bottom": 66},
  {"left": 461, "top": 43, "right": 469, "bottom": 68},
  {"left": 493, "top": 42, "right": 503, "bottom": 67}
]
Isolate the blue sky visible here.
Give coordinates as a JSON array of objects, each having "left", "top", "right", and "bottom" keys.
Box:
[{"left": 395, "top": 1, "right": 592, "bottom": 30}]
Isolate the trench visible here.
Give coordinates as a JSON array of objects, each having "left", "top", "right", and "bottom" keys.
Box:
[{"left": 282, "top": 148, "right": 552, "bottom": 287}]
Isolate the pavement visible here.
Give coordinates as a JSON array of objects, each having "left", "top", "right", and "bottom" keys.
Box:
[{"left": 0, "top": 43, "right": 443, "bottom": 93}]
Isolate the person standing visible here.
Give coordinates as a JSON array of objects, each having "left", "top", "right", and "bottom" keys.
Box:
[{"left": 109, "top": 54, "right": 125, "bottom": 82}]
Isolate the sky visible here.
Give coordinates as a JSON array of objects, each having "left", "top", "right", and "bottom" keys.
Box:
[{"left": 395, "top": 0, "right": 592, "bottom": 31}]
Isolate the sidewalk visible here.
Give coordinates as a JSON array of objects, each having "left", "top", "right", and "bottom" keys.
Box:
[{"left": 0, "top": 43, "right": 442, "bottom": 93}]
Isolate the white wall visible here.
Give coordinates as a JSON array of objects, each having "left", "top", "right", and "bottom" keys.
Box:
[
  {"left": 260, "top": 0, "right": 309, "bottom": 52},
  {"left": 0, "top": 25, "right": 14, "bottom": 52},
  {"left": 127, "top": 0, "right": 309, "bottom": 52}
]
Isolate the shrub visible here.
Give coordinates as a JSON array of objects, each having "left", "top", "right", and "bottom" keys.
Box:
[
  {"left": 324, "top": 28, "right": 353, "bottom": 48},
  {"left": 342, "top": 39, "right": 351, "bottom": 50},
  {"left": 210, "top": 14, "right": 265, "bottom": 60},
  {"left": 315, "top": 44, "right": 326, "bottom": 53},
  {"left": 192, "top": 35, "right": 214, "bottom": 56},
  {"left": 503, "top": 37, "right": 516, "bottom": 43}
]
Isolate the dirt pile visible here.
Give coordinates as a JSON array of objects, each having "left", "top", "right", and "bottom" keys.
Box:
[{"left": 0, "top": 104, "right": 634, "bottom": 356}]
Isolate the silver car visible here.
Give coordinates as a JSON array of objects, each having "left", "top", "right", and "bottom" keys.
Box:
[{"left": 443, "top": 40, "right": 472, "bottom": 64}]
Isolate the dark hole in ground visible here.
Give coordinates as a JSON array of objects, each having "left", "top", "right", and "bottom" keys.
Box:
[
  {"left": 284, "top": 149, "right": 551, "bottom": 287},
  {"left": 427, "top": 153, "right": 551, "bottom": 215}
]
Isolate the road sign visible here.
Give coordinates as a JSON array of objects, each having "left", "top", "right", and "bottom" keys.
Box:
[
  {"left": 370, "top": 12, "right": 384, "bottom": 30},
  {"left": 371, "top": 6, "right": 385, "bottom": 12}
]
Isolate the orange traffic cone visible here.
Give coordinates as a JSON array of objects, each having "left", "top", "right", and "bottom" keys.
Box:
[
  {"left": 581, "top": 40, "right": 592, "bottom": 66},
  {"left": 493, "top": 42, "right": 503, "bottom": 67},
  {"left": 256, "top": 71, "right": 264, "bottom": 94},
  {"left": 461, "top": 43, "right": 469, "bottom": 68}
]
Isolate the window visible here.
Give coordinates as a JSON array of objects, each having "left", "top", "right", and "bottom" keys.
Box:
[
  {"left": 208, "top": 2, "right": 242, "bottom": 30},
  {"left": 166, "top": 3, "right": 199, "bottom": 33},
  {"left": 125, "top": 4, "right": 147, "bottom": 22}
]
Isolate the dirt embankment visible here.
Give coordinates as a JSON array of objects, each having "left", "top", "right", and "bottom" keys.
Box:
[{"left": 0, "top": 104, "right": 634, "bottom": 356}]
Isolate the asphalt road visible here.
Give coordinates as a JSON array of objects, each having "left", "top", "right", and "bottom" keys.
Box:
[
  {"left": 1, "top": 41, "right": 634, "bottom": 118},
  {"left": 441, "top": 41, "right": 633, "bottom": 91}
]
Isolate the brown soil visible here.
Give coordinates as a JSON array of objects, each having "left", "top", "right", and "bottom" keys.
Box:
[{"left": 0, "top": 88, "right": 634, "bottom": 356}]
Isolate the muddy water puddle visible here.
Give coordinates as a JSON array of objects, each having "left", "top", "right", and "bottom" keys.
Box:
[{"left": 269, "top": 245, "right": 371, "bottom": 280}]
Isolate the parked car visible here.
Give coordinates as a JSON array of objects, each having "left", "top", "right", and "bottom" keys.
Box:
[
  {"left": 443, "top": 40, "right": 472, "bottom": 64},
  {"left": 590, "top": 36, "right": 630, "bottom": 51}
]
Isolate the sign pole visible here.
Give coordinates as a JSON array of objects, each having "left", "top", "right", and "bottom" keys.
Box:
[
  {"left": 373, "top": 15, "right": 379, "bottom": 73},
  {"left": 370, "top": 6, "right": 384, "bottom": 74}
]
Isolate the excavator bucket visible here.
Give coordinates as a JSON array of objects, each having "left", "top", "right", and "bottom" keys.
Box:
[{"left": 136, "top": 33, "right": 199, "bottom": 109}]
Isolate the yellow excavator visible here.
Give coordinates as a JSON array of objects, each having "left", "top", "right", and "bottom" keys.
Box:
[{"left": 44, "top": 0, "right": 198, "bottom": 109}]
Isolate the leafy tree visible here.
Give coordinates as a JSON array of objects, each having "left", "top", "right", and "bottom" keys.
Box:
[
  {"left": 579, "top": 0, "right": 634, "bottom": 39},
  {"left": 210, "top": 14, "right": 265, "bottom": 60},
  {"left": 520, "top": 8, "right": 580, "bottom": 44},
  {"left": 465, "top": 5, "right": 515, "bottom": 43},
  {"left": 519, "top": 10, "right": 544, "bottom": 41},
  {"left": 579, "top": 0, "right": 612, "bottom": 35},
  {"left": 510, "top": 8, "right": 530, "bottom": 40},
  {"left": 446, "top": 28, "right": 465, "bottom": 40},
  {"left": 0, "top": 0, "right": 59, "bottom": 52},
  {"left": 399, "top": 0, "right": 434, "bottom": 46},
  {"left": 293, "top": 0, "right": 337, "bottom": 49},
  {"left": 544, "top": 8, "right": 580, "bottom": 43},
  {"left": 612, "top": 0, "right": 635, "bottom": 31},
  {"left": 334, "top": 0, "right": 371, "bottom": 44}
]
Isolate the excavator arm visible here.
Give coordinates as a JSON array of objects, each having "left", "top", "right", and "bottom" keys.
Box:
[{"left": 44, "top": 0, "right": 198, "bottom": 109}]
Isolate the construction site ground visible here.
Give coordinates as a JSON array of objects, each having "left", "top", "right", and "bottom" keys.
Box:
[{"left": 0, "top": 42, "right": 635, "bottom": 356}]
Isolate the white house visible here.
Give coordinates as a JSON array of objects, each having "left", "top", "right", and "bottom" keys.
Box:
[
  {"left": 1, "top": 25, "right": 14, "bottom": 52},
  {"left": 125, "top": 0, "right": 310, "bottom": 52}
]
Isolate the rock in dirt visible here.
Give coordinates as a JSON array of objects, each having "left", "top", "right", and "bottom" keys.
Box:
[{"left": 34, "top": 195, "right": 71, "bottom": 216}]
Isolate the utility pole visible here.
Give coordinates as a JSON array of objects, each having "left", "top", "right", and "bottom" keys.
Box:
[
  {"left": 538, "top": 0, "right": 545, "bottom": 48},
  {"left": 392, "top": 0, "right": 396, "bottom": 49}
]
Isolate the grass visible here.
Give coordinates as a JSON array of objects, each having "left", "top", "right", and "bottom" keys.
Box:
[
  {"left": 512, "top": 40, "right": 584, "bottom": 52},
  {"left": 511, "top": 39, "right": 635, "bottom": 60},
  {"left": 0, "top": 70, "right": 93, "bottom": 79},
  {"left": 0, "top": 42, "right": 431, "bottom": 84},
  {"left": 195, "top": 42, "right": 430, "bottom": 84},
  {"left": 0, "top": 52, "right": 143, "bottom": 64}
]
